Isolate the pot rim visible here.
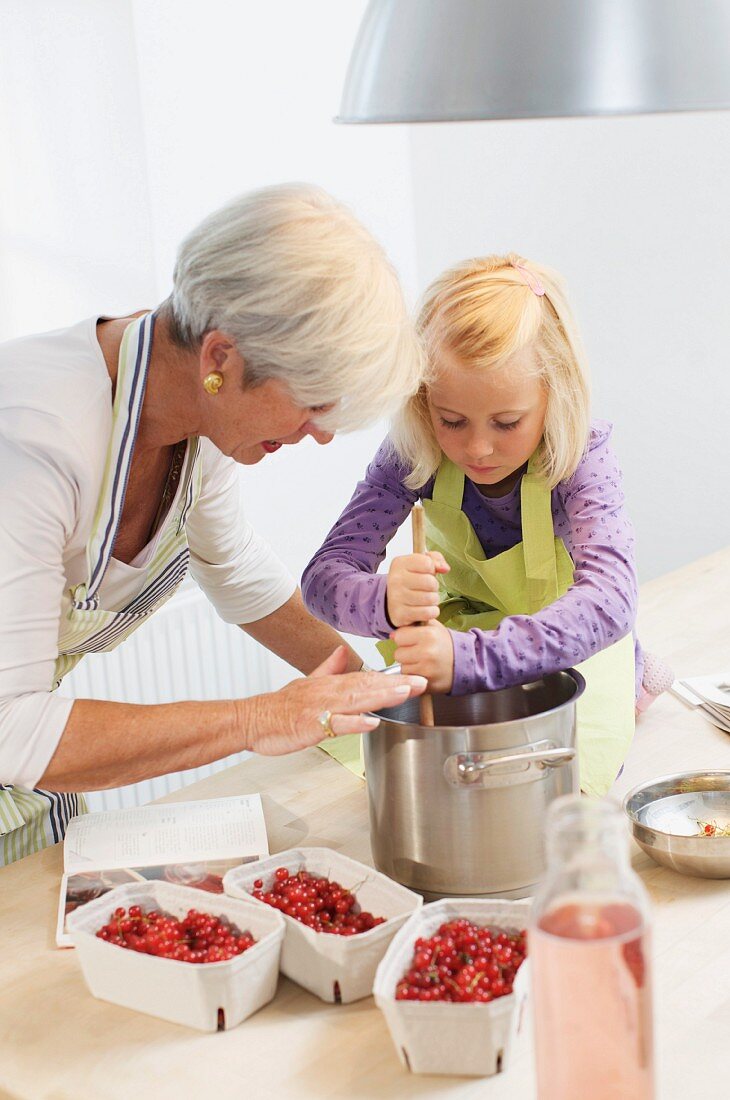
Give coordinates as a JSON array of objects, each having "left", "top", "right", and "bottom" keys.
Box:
[{"left": 369, "top": 667, "right": 586, "bottom": 731}]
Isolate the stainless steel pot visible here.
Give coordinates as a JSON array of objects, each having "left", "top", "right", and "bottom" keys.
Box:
[{"left": 364, "top": 670, "right": 585, "bottom": 899}]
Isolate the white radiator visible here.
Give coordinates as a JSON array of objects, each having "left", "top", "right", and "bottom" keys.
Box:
[{"left": 57, "top": 581, "right": 274, "bottom": 811}]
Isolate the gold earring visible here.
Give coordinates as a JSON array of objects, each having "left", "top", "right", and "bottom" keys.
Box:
[{"left": 203, "top": 371, "right": 224, "bottom": 396}]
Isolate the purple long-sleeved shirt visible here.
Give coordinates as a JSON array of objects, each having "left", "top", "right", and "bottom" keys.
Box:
[{"left": 303, "top": 420, "right": 643, "bottom": 696}]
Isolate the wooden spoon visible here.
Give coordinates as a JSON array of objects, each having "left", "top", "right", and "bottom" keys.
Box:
[{"left": 411, "top": 504, "right": 435, "bottom": 727}]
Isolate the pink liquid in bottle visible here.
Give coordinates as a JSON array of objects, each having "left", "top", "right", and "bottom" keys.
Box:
[{"left": 532, "top": 900, "right": 654, "bottom": 1100}]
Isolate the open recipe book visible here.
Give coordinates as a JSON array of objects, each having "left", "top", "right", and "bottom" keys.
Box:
[
  {"left": 56, "top": 794, "right": 269, "bottom": 947},
  {"left": 671, "top": 673, "right": 730, "bottom": 735}
]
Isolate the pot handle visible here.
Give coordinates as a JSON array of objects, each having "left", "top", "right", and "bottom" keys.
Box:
[
  {"left": 477, "top": 747, "right": 576, "bottom": 772},
  {"left": 444, "top": 745, "right": 576, "bottom": 788}
]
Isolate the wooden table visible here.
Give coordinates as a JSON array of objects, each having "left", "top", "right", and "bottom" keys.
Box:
[{"left": 3, "top": 548, "right": 730, "bottom": 1099}]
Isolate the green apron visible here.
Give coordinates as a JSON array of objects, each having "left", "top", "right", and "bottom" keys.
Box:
[
  {"left": 0, "top": 314, "right": 203, "bottom": 864},
  {"left": 322, "top": 455, "right": 635, "bottom": 798}
]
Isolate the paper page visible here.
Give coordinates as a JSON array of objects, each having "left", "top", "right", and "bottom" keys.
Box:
[
  {"left": 55, "top": 854, "right": 260, "bottom": 948},
  {"left": 57, "top": 794, "right": 269, "bottom": 947},
  {"left": 670, "top": 680, "right": 703, "bottom": 707},
  {"left": 695, "top": 701, "right": 730, "bottom": 734},
  {"left": 678, "top": 674, "right": 730, "bottom": 713},
  {"left": 63, "top": 795, "right": 269, "bottom": 872}
]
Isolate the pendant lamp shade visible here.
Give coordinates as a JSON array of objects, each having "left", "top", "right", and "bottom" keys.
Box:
[{"left": 339, "top": 0, "right": 730, "bottom": 123}]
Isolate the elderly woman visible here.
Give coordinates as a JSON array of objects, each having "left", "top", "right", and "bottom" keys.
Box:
[{"left": 0, "top": 183, "right": 426, "bottom": 864}]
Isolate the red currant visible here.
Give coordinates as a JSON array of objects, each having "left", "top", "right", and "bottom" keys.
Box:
[
  {"left": 395, "top": 919, "right": 527, "bottom": 1003},
  {"left": 252, "top": 867, "right": 385, "bottom": 936},
  {"left": 95, "top": 906, "right": 257, "bottom": 964}
]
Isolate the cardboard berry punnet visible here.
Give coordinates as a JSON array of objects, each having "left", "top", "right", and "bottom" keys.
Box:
[
  {"left": 374, "top": 898, "right": 532, "bottom": 1077},
  {"left": 223, "top": 847, "right": 422, "bottom": 1003},
  {"left": 66, "top": 881, "right": 285, "bottom": 1031}
]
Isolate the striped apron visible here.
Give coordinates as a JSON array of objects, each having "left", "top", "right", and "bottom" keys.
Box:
[{"left": 0, "top": 313, "right": 202, "bottom": 864}]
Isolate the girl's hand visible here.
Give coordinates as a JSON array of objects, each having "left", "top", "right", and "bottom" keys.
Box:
[
  {"left": 247, "top": 646, "right": 428, "bottom": 755},
  {"left": 386, "top": 551, "right": 450, "bottom": 627},
  {"left": 390, "top": 621, "right": 455, "bottom": 693}
]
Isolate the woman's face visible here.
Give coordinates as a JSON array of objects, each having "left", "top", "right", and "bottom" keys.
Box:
[
  {"left": 427, "top": 342, "right": 548, "bottom": 495},
  {"left": 198, "top": 335, "right": 335, "bottom": 464},
  {"left": 217, "top": 377, "right": 335, "bottom": 466}
]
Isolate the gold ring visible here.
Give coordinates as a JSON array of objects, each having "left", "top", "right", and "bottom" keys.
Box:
[{"left": 318, "top": 710, "right": 336, "bottom": 738}]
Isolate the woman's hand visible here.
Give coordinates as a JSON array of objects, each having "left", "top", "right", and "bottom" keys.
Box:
[
  {"left": 246, "top": 646, "right": 428, "bottom": 755},
  {"left": 386, "top": 551, "right": 450, "bottom": 627},
  {"left": 390, "top": 620, "right": 455, "bottom": 693}
]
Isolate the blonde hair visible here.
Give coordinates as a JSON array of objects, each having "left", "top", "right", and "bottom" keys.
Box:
[
  {"left": 390, "top": 253, "right": 591, "bottom": 489},
  {"left": 169, "top": 183, "right": 424, "bottom": 432}
]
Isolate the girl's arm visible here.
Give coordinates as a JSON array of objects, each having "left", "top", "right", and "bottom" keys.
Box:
[
  {"left": 450, "top": 424, "right": 638, "bottom": 694},
  {"left": 302, "top": 440, "right": 420, "bottom": 638}
]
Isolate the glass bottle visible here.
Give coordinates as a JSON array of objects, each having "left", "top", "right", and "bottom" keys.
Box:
[{"left": 531, "top": 795, "right": 654, "bottom": 1100}]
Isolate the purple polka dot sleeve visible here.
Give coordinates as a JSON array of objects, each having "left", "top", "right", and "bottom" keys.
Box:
[{"left": 301, "top": 439, "right": 420, "bottom": 639}]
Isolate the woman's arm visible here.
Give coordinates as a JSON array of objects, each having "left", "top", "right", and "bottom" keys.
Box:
[
  {"left": 302, "top": 439, "right": 420, "bottom": 638},
  {"left": 241, "top": 588, "right": 363, "bottom": 673},
  {"left": 0, "top": 431, "right": 425, "bottom": 791},
  {"left": 0, "top": 422, "right": 84, "bottom": 787},
  {"left": 187, "top": 445, "right": 366, "bottom": 667},
  {"left": 186, "top": 439, "right": 300, "bottom": 626},
  {"left": 37, "top": 648, "right": 426, "bottom": 791}
]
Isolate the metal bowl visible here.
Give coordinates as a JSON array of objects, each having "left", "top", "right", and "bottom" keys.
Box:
[{"left": 623, "top": 771, "right": 730, "bottom": 878}]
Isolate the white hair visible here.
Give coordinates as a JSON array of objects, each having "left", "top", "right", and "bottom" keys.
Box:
[{"left": 168, "top": 183, "right": 424, "bottom": 431}]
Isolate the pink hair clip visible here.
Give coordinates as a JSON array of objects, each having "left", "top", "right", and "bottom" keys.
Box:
[{"left": 508, "top": 260, "right": 545, "bottom": 297}]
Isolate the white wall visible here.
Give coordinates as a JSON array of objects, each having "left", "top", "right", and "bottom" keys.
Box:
[
  {"left": 0, "top": 0, "right": 157, "bottom": 335},
  {"left": 129, "top": 0, "right": 417, "bottom": 674},
  {"left": 408, "top": 113, "right": 730, "bottom": 581},
  {"left": 0, "top": 0, "right": 417, "bottom": 677},
  {"left": 2, "top": 0, "right": 729, "bottom": 630},
  {"left": 127, "top": 0, "right": 419, "bottom": 674}
]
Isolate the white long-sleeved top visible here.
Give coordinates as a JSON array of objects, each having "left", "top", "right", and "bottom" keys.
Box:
[{"left": 0, "top": 317, "right": 296, "bottom": 787}]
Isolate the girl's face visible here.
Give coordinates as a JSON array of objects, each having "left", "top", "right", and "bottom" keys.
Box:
[{"left": 427, "top": 343, "right": 548, "bottom": 496}]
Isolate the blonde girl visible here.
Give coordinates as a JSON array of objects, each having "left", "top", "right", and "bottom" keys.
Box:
[{"left": 303, "top": 254, "right": 669, "bottom": 795}]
